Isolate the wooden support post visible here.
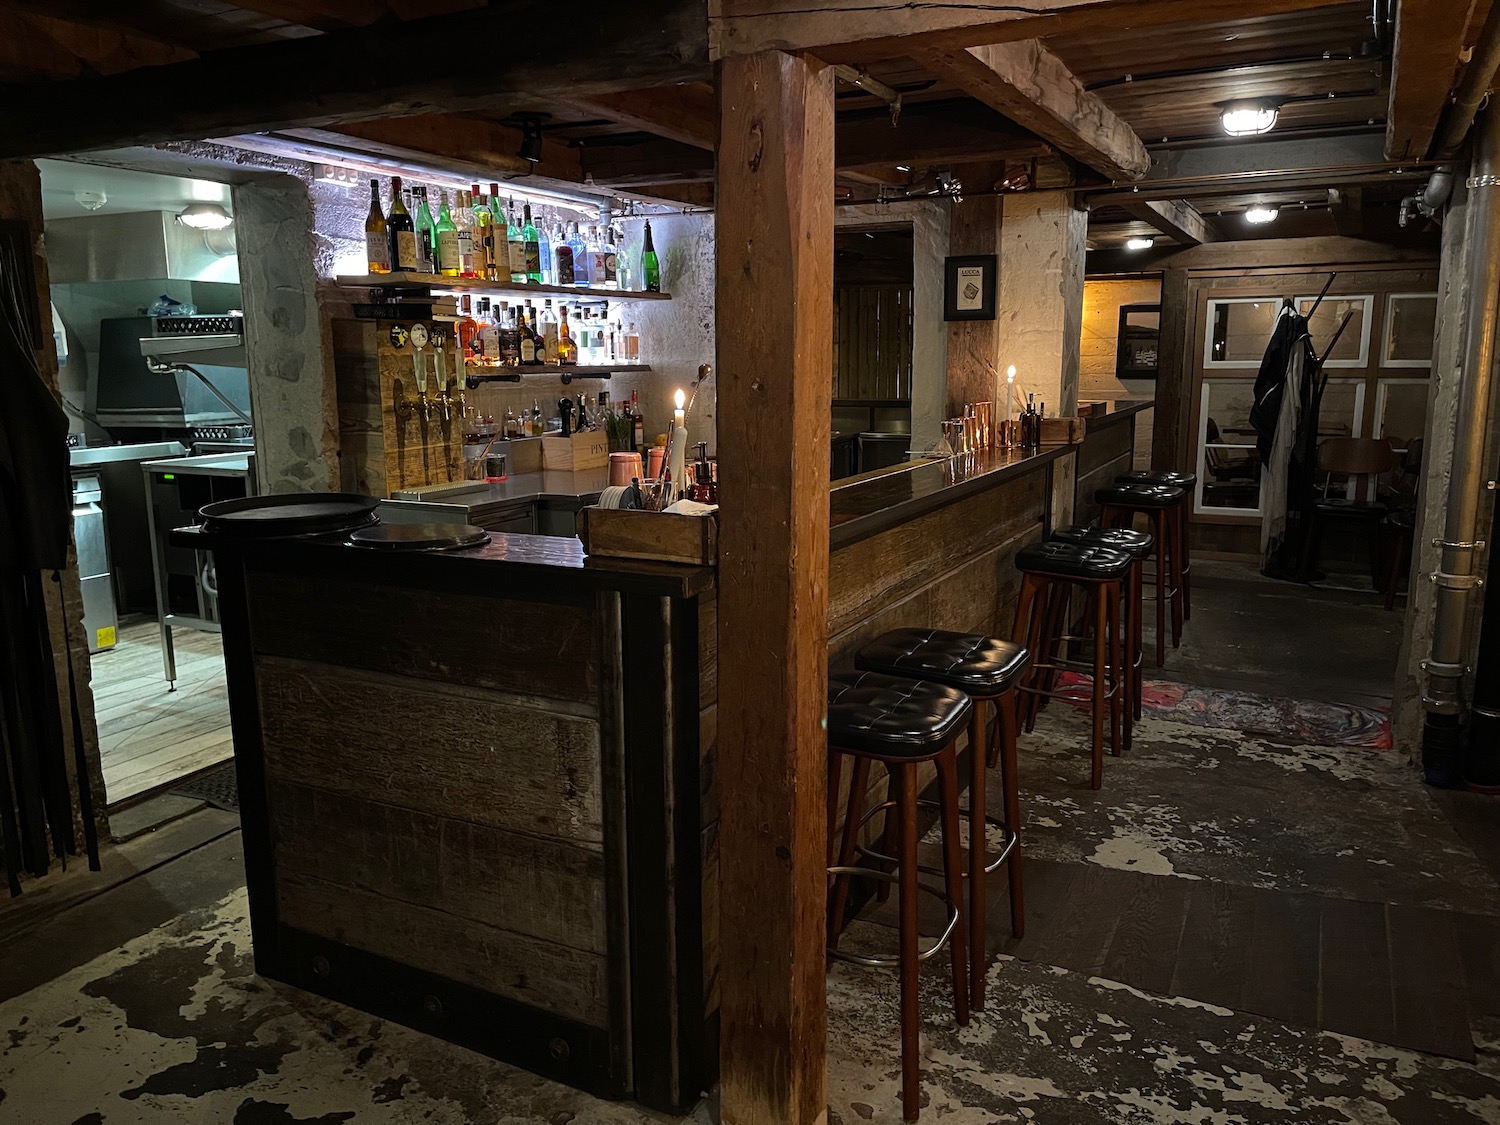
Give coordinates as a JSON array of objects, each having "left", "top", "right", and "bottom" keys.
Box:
[
  {"left": 946, "top": 190, "right": 1002, "bottom": 416},
  {"left": 715, "top": 50, "right": 835, "bottom": 1125}
]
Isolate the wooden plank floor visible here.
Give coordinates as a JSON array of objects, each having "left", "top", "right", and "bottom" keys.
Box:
[
  {"left": 865, "top": 853, "right": 1485, "bottom": 1062},
  {"left": 89, "top": 619, "right": 233, "bottom": 806}
]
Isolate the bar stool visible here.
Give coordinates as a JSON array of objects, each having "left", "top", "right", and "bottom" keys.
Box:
[
  {"left": 825, "top": 670, "right": 974, "bottom": 1123},
  {"left": 1096, "top": 483, "right": 1186, "bottom": 666},
  {"left": 1115, "top": 469, "right": 1196, "bottom": 621},
  {"left": 854, "top": 627, "right": 1030, "bottom": 1010},
  {"left": 1011, "top": 541, "right": 1132, "bottom": 789},
  {"left": 1049, "top": 525, "right": 1154, "bottom": 739}
]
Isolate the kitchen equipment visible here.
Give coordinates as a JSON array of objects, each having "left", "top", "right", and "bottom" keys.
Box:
[
  {"left": 198, "top": 492, "right": 379, "bottom": 539},
  {"left": 68, "top": 440, "right": 187, "bottom": 614},
  {"left": 349, "top": 523, "right": 490, "bottom": 551},
  {"left": 96, "top": 316, "right": 249, "bottom": 430},
  {"left": 70, "top": 474, "right": 117, "bottom": 654}
]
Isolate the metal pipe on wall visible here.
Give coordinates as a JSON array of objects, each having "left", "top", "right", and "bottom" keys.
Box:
[
  {"left": 1434, "top": 0, "right": 1500, "bottom": 160},
  {"left": 1423, "top": 108, "right": 1500, "bottom": 785}
]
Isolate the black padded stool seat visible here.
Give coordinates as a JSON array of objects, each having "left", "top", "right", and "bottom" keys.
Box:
[
  {"left": 1050, "top": 525, "right": 1154, "bottom": 559},
  {"left": 1016, "top": 540, "right": 1132, "bottom": 580},
  {"left": 1093, "top": 482, "right": 1186, "bottom": 508},
  {"left": 856, "top": 628, "right": 1029, "bottom": 693},
  {"left": 827, "top": 671, "right": 973, "bottom": 758},
  {"left": 1116, "top": 469, "right": 1197, "bottom": 489}
]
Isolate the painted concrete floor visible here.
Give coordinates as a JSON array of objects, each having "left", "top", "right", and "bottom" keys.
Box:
[{"left": 4, "top": 566, "right": 1500, "bottom": 1124}]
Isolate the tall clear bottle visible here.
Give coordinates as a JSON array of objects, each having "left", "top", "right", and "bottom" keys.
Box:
[
  {"left": 537, "top": 216, "right": 553, "bottom": 285},
  {"left": 554, "top": 223, "right": 576, "bottom": 286},
  {"left": 386, "top": 176, "right": 418, "bottom": 273},
  {"left": 602, "top": 227, "right": 619, "bottom": 289},
  {"left": 567, "top": 221, "right": 590, "bottom": 287},
  {"left": 555, "top": 303, "right": 577, "bottom": 364},
  {"left": 456, "top": 190, "right": 476, "bottom": 278},
  {"left": 541, "top": 299, "right": 560, "bottom": 364},
  {"left": 364, "top": 179, "right": 389, "bottom": 274}
]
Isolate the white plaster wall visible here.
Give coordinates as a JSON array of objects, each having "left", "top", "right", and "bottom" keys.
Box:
[
  {"left": 998, "top": 190, "right": 1087, "bottom": 416},
  {"left": 835, "top": 200, "right": 950, "bottom": 452}
]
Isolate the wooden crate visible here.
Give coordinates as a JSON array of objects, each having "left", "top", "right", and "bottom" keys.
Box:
[
  {"left": 543, "top": 431, "right": 610, "bottom": 472},
  {"left": 505, "top": 436, "right": 543, "bottom": 473},
  {"left": 1039, "top": 417, "right": 1085, "bottom": 446},
  {"left": 578, "top": 507, "right": 718, "bottom": 565}
]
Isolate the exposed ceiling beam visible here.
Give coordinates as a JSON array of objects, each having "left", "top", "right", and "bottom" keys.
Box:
[
  {"left": 1086, "top": 233, "right": 1439, "bottom": 276},
  {"left": 1385, "top": 0, "right": 1492, "bottom": 161},
  {"left": 562, "top": 83, "right": 716, "bottom": 150},
  {"left": 305, "top": 116, "right": 582, "bottom": 180},
  {"left": 836, "top": 104, "right": 1050, "bottom": 171},
  {"left": 211, "top": 1, "right": 387, "bottom": 30},
  {"left": 0, "top": 7, "right": 194, "bottom": 80},
  {"left": 1121, "top": 198, "right": 1217, "bottom": 245},
  {"left": 0, "top": 0, "right": 708, "bottom": 159},
  {"left": 916, "top": 39, "right": 1148, "bottom": 181},
  {"left": 709, "top": 0, "right": 1339, "bottom": 63}
]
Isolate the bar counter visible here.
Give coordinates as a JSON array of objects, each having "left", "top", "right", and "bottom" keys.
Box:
[
  {"left": 1074, "top": 399, "right": 1153, "bottom": 526},
  {"left": 182, "top": 440, "right": 1069, "bottom": 1114}
]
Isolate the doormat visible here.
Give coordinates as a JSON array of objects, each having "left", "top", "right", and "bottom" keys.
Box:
[
  {"left": 1050, "top": 673, "right": 1392, "bottom": 750},
  {"left": 167, "top": 761, "right": 239, "bottom": 812}
]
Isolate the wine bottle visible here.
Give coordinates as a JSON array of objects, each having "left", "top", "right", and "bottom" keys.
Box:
[
  {"left": 556, "top": 303, "right": 577, "bottom": 364},
  {"left": 641, "top": 220, "right": 661, "bottom": 292},
  {"left": 522, "top": 204, "right": 542, "bottom": 283},
  {"left": 386, "top": 177, "right": 418, "bottom": 273},
  {"left": 364, "top": 180, "right": 390, "bottom": 274},
  {"left": 435, "top": 191, "right": 460, "bottom": 276}
]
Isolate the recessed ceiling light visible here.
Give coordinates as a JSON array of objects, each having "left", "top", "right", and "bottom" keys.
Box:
[
  {"left": 1126, "top": 236, "right": 1155, "bottom": 250},
  {"left": 896, "top": 165, "right": 911, "bottom": 172},
  {"left": 1221, "top": 100, "right": 1279, "bottom": 137},
  {"left": 176, "top": 202, "right": 234, "bottom": 230},
  {"left": 1245, "top": 206, "right": 1280, "bottom": 224}
]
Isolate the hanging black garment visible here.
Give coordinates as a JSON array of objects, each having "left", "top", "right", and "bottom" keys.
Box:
[{"left": 1249, "top": 305, "right": 1306, "bottom": 467}]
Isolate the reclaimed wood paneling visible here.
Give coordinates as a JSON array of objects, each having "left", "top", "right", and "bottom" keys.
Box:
[
  {"left": 257, "top": 657, "right": 604, "bottom": 846},
  {"left": 827, "top": 466, "right": 1044, "bottom": 639},
  {"left": 248, "top": 572, "right": 599, "bottom": 705},
  {"left": 278, "top": 870, "right": 609, "bottom": 1028},
  {"left": 699, "top": 595, "right": 718, "bottom": 708},
  {"left": 268, "top": 780, "right": 607, "bottom": 954}
]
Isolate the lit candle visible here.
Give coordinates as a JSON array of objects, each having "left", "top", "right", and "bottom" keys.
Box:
[{"left": 668, "top": 388, "right": 688, "bottom": 502}]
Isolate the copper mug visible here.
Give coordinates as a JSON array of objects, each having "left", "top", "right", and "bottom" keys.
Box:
[{"left": 609, "top": 452, "right": 644, "bottom": 487}]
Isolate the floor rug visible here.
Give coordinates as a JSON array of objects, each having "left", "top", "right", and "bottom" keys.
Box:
[{"left": 1050, "top": 673, "right": 1392, "bottom": 749}]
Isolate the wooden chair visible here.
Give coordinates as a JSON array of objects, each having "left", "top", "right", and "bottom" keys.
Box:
[{"left": 1299, "top": 437, "right": 1394, "bottom": 582}]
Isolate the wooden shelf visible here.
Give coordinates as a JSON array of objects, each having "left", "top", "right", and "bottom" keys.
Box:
[
  {"left": 465, "top": 363, "right": 651, "bottom": 384},
  {"left": 336, "top": 272, "right": 671, "bottom": 301}
]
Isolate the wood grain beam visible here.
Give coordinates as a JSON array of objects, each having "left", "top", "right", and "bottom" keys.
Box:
[
  {"left": 563, "top": 83, "right": 717, "bottom": 150},
  {"left": 916, "top": 39, "right": 1149, "bottom": 181},
  {"left": 1385, "top": 0, "right": 1492, "bottom": 161},
  {"left": 0, "top": 0, "right": 708, "bottom": 159},
  {"left": 710, "top": 0, "right": 1339, "bottom": 63},
  {"left": 1122, "top": 198, "right": 1217, "bottom": 246},
  {"left": 715, "top": 48, "right": 833, "bottom": 1125},
  {"left": 0, "top": 7, "right": 194, "bottom": 80},
  {"left": 320, "top": 115, "right": 583, "bottom": 180}
]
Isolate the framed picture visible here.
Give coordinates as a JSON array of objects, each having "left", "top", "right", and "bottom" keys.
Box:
[
  {"left": 943, "top": 254, "right": 997, "bottom": 321},
  {"left": 1117, "top": 303, "right": 1161, "bottom": 379}
]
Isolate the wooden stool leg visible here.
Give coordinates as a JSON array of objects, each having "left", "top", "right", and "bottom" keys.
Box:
[
  {"left": 1011, "top": 574, "right": 1039, "bottom": 730},
  {"left": 1179, "top": 500, "right": 1192, "bottom": 622},
  {"left": 827, "top": 754, "right": 871, "bottom": 947},
  {"left": 1090, "top": 584, "right": 1106, "bottom": 789},
  {"left": 935, "top": 749, "right": 969, "bottom": 1028},
  {"left": 1168, "top": 509, "right": 1184, "bottom": 649},
  {"left": 1153, "top": 512, "right": 1167, "bottom": 667},
  {"left": 998, "top": 691, "right": 1024, "bottom": 940},
  {"left": 1131, "top": 558, "right": 1144, "bottom": 720},
  {"left": 875, "top": 767, "right": 898, "bottom": 904},
  {"left": 967, "top": 707, "right": 987, "bottom": 1010},
  {"left": 1108, "top": 579, "right": 1126, "bottom": 757},
  {"left": 896, "top": 763, "right": 922, "bottom": 1123}
]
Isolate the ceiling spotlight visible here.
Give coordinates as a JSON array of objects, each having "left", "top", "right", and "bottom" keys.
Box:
[
  {"left": 1221, "top": 100, "right": 1279, "bottom": 137},
  {"left": 896, "top": 164, "right": 911, "bottom": 173},
  {"left": 176, "top": 202, "right": 234, "bottom": 230},
  {"left": 1126, "top": 236, "right": 1155, "bottom": 250},
  {"left": 1245, "top": 206, "right": 1280, "bottom": 224},
  {"left": 514, "top": 112, "right": 549, "bottom": 165},
  {"left": 74, "top": 189, "right": 106, "bottom": 212}
]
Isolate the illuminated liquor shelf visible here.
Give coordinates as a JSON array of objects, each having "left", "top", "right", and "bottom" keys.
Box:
[{"left": 336, "top": 273, "right": 670, "bottom": 301}]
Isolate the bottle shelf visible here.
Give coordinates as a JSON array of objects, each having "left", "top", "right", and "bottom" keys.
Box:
[
  {"left": 465, "top": 363, "right": 651, "bottom": 385},
  {"left": 336, "top": 273, "right": 671, "bottom": 302}
]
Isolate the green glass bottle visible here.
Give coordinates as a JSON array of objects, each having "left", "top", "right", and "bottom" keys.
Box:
[
  {"left": 415, "top": 187, "right": 437, "bottom": 275},
  {"left": 435, "top": 190, "right": 460, "bottom": 277},
  {"left": 641, "top": 220, "right": 661, "bottom": 293},
  {"left": 522, "top": 203, "right": 542, "bottom": 283}
]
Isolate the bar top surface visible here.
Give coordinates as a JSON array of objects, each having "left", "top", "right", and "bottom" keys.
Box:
[
  {"left": 1079, "top": 399, "right": 1153, "bottom": 431},
  {"left": 829, "top": 444, "right": 1072, "bottom": 549}
]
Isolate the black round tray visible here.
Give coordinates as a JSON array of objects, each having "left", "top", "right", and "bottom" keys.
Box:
[
  {"left": 348, "top": 523, "right": 491, "bottom": 552},
  {"left": 198, "top": 493, "right": 381, "bottom": 540}
]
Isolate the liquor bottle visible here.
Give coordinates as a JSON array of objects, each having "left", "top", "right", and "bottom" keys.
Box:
[
  {"left": 455, "top": 294, "right": 479, "bottom": 359},
  {"left": 554, "top": 224, "right": 576, "bottom": 286},
  {"left": 570, "top": 306, "right": 587, "bottom": 364},
  {"left": 435, "top": 191, "right": 461, "bottom": 276},
  {"left": 630, "top": 390, "right": 645, "bottom": 453},
  {"left": 519, "top": 306, "right": 537, "bottom": 364},
  {"left": 555, "top": 303, "right": 577, "bottom": 364},
  {"left": 500, "top": 305, "right": 520, "bottom": 366},
  {"left": 504, "top": 195, "right": 527, "bottom": 283},
  {"left": 387, "top": 177, "right": 419, "bottom": 273},
  {"left": 602, "top": 227, "right": 618, "bottom": 289},
  {"left": 456, "top": 191, "right": 476, "bottom": 278},
  {"left": 613, "top": 224, "right": 634, "bottom": 290},
  {"left": 530, "top": 305, "right": 548, "bottom": 363},
  {"left": 411, "top": 187, "right": 435, "bottom": 274},
  {"left": 641, "top": 220, "right": 661, "bottom": 292},
  {"left": 624, "top": 320, "right": 640, "bottom": 363},
  {"left": 522, "top": 204, "right": 542, "bottom": 283},
  {"left": 476, "top": 297, "right": 499, "bottom": 366},
  {"left": 531, "top": 398, "right": 544, "bottom": 437},
  {"left": 541, "top": 299, "right": 560, "bottom": 363},
  {"left": 567, "top": 221, "right": 591, "bottom": 286},
  {"left": 364, "top": 179, "right": 390, "bottom": 274},
  {"left": 577, "top": 392, "right": 590, "bottom": 430},
  {"left": 587, "top": 226, "right": 609, "bottom": 289},
  {"left": 472, "top": 186, "right": 492, "bottom": 281},
  {"left": 538, "top": 219, "right": 553, "bottom": 285}
]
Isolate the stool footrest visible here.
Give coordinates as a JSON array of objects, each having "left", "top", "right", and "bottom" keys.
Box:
[{"left": 826, "top": 864, "right": 959, "bottom": 967}]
